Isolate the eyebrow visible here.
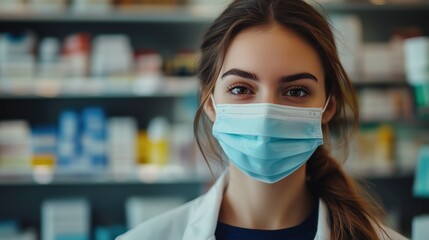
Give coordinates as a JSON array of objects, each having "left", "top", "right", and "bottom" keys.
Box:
[{"left": 220, "top": 68, "right": 318, "bottom": 82}]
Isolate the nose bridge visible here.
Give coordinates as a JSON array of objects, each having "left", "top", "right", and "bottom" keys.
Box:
[{"left": 261, "top": 87, "right": 280, "bottom": 104}]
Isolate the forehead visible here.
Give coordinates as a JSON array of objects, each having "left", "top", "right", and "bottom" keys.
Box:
[{"left": 221, "top": 23, "right": 324, "bottom": 81}]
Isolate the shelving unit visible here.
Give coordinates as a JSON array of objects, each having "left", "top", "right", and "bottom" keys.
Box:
[
  {"left": 0, "top": 7, "right": 217, "bottom": 23},
  {"left": 0, "top": 4, "right": 209, "bottom": 237},
  {"left": 0, "top": 76, "right": 198, "bottom": 98},
  {"left": 319, "top": 2, "right": 429, "bottom": 11},
  {"left": 352, "top": 81, "right": 411, "bottom": 89},
  {"left": 0, "top": 179, "right": 206, "bottom": 234},
  {"left": 0, "top": 164, "right": 209, "bottom": 185},
  {"left": 1, "top": 1, "right": 428, "bottom": 239}
]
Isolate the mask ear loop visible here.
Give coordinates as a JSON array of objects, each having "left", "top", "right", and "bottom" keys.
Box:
[
  {"left": 210, "top": 94, "right": 217, "bottom": 113},
  {"left": 321, "top": 95, "right": 331, "bottom": 113}
]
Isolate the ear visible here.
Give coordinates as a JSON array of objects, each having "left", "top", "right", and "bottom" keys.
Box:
[
  {"left": 322, "top": 96, "right": 336, "bottom": 124},
  {"left": 203, "top": 95, "right": 216, "bottom": 122}
]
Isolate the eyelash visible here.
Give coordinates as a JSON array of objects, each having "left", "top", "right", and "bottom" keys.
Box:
[
  {"left": 227, "top": 84, "right": 311, "bottom": 97},
  {"left": 284, "top": 85, "right": 311, "bottom": 97},
  {"left": 227, "top": 83, "right": 254, "bottom": 96}
]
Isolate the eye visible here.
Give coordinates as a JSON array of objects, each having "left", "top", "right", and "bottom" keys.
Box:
[
  {"left": 284, "top": 86, "right": 310, "bottom": 97},
  {"left": 228, "top": 84, "right": 254, "bottom": 95}
]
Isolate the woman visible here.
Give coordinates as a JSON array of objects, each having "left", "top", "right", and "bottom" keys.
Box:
[{"left": 118, "top": 0, "right": 408, "bottom": 239}]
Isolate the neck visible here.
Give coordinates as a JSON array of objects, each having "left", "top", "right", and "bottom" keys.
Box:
[{"left": 218, "top": 164, "right": 314, "bottom": 230}]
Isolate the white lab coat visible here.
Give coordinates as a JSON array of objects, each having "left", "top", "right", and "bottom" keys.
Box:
[{"left": 117, "top": 171, "right": 408, "bottom": 240}]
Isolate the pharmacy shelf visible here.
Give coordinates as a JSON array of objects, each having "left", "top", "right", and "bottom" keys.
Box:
[
  {"left": 349, "top": 168, "right": 414, "bottom": 179},
  {"left": 1, "top": 3, "right": 429, "bottom": 24},
  {"left": 352, "top": 81, "right": 411, "bottom": 90},
  {"left": 0, "top": 177, "right": 206, "bottom": 233},
  {"left": 0, "top": 6, "right": 219, "bottom": 23},
  {"left": 358, "top": 120, "right": 429, "bottom": 127},
  {"left": 318, "top": 2, "right": 429, "bottom": 12},
  {"left": 0, "top": 77, "right": 198, "bottom": 98},
  {"left": 343, "top": 118, "right": 429, "bottom": 127},
  {"left": 0, "top": 166, "right": 210, "bottom": 186}
]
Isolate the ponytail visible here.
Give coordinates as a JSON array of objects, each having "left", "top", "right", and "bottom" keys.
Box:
[{"left": 307, "top": 147, "right": 387, "bottom": 240}]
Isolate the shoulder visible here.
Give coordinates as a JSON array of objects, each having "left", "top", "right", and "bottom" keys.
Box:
[
  {"left": 115, "top": 198, "right": 199, "bottom": 240},
  {"left": 378, "top": 226, "right": 409, "bottom": 240},
  {"left": 318, "top": 200, "right": 409, "bottom": 240}
]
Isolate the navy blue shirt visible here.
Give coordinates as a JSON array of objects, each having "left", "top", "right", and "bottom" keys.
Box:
[{"left": 215, "top": 203, "right": 318, "bottom": 240}]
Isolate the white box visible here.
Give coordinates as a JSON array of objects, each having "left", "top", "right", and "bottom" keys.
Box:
[
  {"left": 404, "top": 37, "right": 429, "bottom": 85},
  {"left": 125, "top": 196, "right": 186, "bottom": 229},
  {"left": 330, "top": 15, "right": 363, "bottom": 81},
  {"left": 413, "top": 215, "right": 429, "bottom": 240},
  {"left": 107, "top": 117, "right": 137, "bottom": 175},
  {"left": 41, "top": 199, "right": 90, "bottom": 240},
  {"left": 362, "top": 43, "right": 392, "bottom": 80}
]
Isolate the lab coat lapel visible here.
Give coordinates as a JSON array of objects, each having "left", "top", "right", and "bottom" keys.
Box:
[
  {"left": 182, "top": 171, "right": 228, "bottom": 240},
  {"left": 314, "top": 200, "right": 331, "bottom": 240}
]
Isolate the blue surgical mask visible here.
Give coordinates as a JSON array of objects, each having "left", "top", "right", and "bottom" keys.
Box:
[{"left": 211, "top": 96, "right": 330, "bottom": 184}]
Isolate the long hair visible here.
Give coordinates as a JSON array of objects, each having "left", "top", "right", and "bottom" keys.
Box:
[{"left": 194, "top": 0, "right": 385, "bottom": 239}]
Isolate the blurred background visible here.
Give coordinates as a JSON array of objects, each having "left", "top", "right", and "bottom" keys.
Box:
[{"left": 0, "top": 0, "right": 429, "bottom": 239}]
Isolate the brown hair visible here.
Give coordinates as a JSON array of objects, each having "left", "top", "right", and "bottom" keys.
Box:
[{"left": 194, "top": 0, "right": 386, "bottom": 239}]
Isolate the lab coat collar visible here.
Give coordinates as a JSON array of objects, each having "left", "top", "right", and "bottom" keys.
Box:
[
  {"left": 183, "top": 171, "right": 330, "bottom": 240},
  {"left": 315, "top": 197, "right": 330, "bottom": 240}
]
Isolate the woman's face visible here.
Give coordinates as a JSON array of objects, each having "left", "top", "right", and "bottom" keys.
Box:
[{"left": 211, "top": 24, "right": 328, "bottom": 109}]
